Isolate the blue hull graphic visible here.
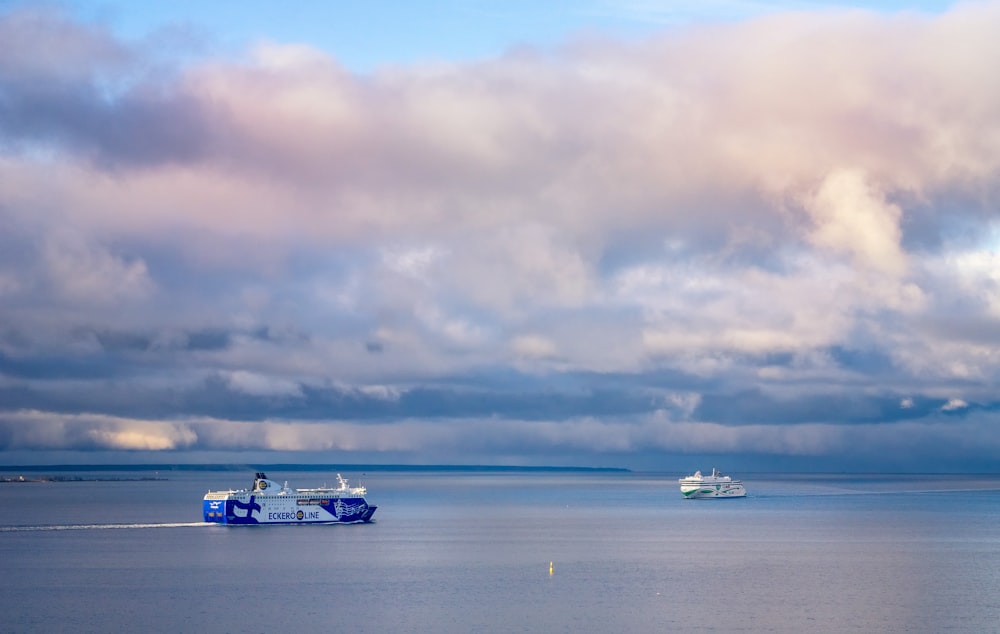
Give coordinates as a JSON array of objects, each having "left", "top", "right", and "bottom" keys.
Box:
[{"left": 203, "top": 496, "right": 376, "bottom": 525}]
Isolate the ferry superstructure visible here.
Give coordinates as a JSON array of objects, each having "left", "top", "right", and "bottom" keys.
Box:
[
  {"left": 678, "top": 468, "right": 747, "bottom": 499},
  {"left": 203, "top": 472, "right": 377, "bottom": 525}
]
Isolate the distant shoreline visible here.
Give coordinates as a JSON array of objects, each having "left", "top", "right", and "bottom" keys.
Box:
[
  {"left": 0, "top": 475, "right": 168, "bottom": 483},
  {"left": 0, "top": 463, "right": 631, "bottom": 474}
]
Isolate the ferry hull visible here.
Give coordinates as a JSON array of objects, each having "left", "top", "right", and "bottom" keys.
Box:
[
  {"left": 679, "top": 483, "right": 746, "bottom": 499},
  {"left": 203, "top": 496, "right": 376, "bottom": 524}
]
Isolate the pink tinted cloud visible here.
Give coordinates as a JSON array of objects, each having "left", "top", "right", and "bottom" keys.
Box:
[{"left": 2, "top": 4, "right": 997, "bottom": 260}]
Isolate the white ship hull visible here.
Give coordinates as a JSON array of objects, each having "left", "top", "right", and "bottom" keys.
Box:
[{"left": 679, "top": 481, "right": 746, "bottom": 498}]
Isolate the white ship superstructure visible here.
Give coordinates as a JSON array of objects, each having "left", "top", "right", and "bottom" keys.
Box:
[
  {"left": 678, "top": 468, "right": 747, "bottom": 498},
  {"left": 203, "top": 472, "right": 377, "bottom": 525}
]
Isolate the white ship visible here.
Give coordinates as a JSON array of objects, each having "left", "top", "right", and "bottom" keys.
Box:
[
  {"left": 679, "top": 468, "right": 746, "bottom": 498},
  {"left": 203, "top": 472, "right": 377, "bottom": 525}
]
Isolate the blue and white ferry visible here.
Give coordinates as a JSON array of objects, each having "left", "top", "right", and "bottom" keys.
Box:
[{"left": 203, "top": 472, "right": 377, "bottom": 525}]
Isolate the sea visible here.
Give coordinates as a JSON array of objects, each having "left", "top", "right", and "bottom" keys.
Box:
[{"left": 1, "top": 467, "right": 999, "bottom": 633}]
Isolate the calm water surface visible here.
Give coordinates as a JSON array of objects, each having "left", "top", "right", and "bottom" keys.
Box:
[{"left": 1, "top": 469, "right": 999, "bottom": 633}]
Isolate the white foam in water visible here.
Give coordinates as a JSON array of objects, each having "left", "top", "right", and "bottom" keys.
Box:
[{"left": 0, "top": 522, "right": 212, "bottom": 532}]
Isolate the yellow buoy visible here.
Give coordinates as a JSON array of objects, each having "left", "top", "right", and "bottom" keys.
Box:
[{"left": 549, "top": 561, "right": 554, "bottom": 575}]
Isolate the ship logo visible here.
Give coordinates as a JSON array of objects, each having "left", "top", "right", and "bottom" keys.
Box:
[
  {"left": 296, "top": 510, "right": 304, "bottom": 520},
  {"left": 258, "top": 480, "right": 268, "bottom": 490},
  {"left": 228, "top": 495, "right": 262, "bottom": 523}
]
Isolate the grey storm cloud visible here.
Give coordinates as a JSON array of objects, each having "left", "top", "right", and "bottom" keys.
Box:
[{"left": 2, "top": 3, "right": 1000, "bottom": 470}]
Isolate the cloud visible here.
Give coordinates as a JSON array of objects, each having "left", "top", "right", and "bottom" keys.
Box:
[
  {"left": 0, "top": 410, "right": 196, "bottom": 451},
  {"left": 2, "top": 3, "right": 1000, "bottom": 469},
  {"left": 941, "top": 398, "right": 968, "bottom": 411},
  {"left": 801, "top": 169, "right": 907, "bottom": 276},
  {"left": 224, "top": 371, "right": 304, "bottom": 398},
  {"left": 0, "top": 8, "right": 210, "bottom": 167},
  {"left": 3, "top": 406, "right": 999, "bottom": 472},
  {"left": 42, "top": 234, "right": 153, "bottom": 303},
  {"left": 511, "top": 334, "right": 558, "bottom": 360}
]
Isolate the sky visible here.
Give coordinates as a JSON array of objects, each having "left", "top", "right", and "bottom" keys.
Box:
[{"left": 1, "top": 0, "right": 999, "bottom": 471}]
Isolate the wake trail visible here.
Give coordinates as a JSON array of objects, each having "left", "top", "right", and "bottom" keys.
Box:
[{"left": 0, "top": 521, "right": 212, "bottom": 532}]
